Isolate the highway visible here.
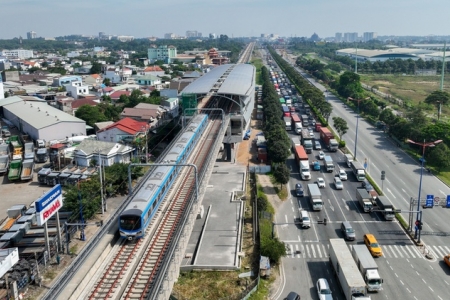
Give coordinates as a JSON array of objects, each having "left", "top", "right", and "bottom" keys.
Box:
[{"left": 264, "top": 50, "right": 450, "bottom": 300}]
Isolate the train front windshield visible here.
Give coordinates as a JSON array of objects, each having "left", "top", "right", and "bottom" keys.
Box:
[{"left": 120, "top": 215, "right": 141, "bottom": 231}]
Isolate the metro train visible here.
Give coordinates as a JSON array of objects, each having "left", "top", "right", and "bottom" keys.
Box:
[{"left": 119, "top": 114, "right": 209, "bottom": 240}]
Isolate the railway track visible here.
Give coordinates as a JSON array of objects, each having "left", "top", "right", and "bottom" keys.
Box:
[
  {"left": 88, "top": 117, "right": 221, "bottom": 299},
  {"left": 237, "top": 42, "right": 254, "bottom": 64}
]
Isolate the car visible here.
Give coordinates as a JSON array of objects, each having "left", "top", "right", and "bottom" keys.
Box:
[
  {"left": 317, "top": 177, "right": 325, "bottom": 188},
  {"left": 318, "top": 151, "right": 325, "bottom": 160},
  {"left": 444, "top": 254, "right": 450, "bottom": 267},
  {"left": 341, "top": 221, "right": 356, "bottom": 241},
  {"left": 1, "top": 129, "right": 11, "bottom": 137},
  {"left": 316, "top": 278, "right": 332, "bottom": 300},
  {"left": 295, "top": 183, "right": 304, "bottom": 197},
  {"left": 338, "top": 169, "right": 347, "bottom": 180},
  {"left": 334, "top": 176, "right": 343, "bottom": 190},
  {"left": 364, "top": 233, "right": 383, "bottom": 257},
  {"left": 314, "top": 141, "right": 322, "bottom": 150},
  {"left": 362, "top": 180, "right": 374, "bottom": 191},
  {"left": 285, "top": 291, "right": 301, "bottom": 300}
]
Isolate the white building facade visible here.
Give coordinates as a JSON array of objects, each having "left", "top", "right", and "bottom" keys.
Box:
[{"left": 0, "top": 49, "right": 34, "bottom": 59}]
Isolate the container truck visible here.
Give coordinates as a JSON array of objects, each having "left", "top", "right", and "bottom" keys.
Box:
[
  {"left": 350, "top": 161, "right": 366, "bottom": 181},
  {"left": 307, "top": 183, "right": 323, "bottom": 210},
  {"left": 294, "top": 145, "right": 311, "bottom": 180},
  {"left": 24, "top": 142, "right": 35, "bottom": 160},
  {"left": 319, "top": 127, "right": 339, "bottom": 151},
  {"left": 20, "top": 159, "right": 34, "bottom": 181},
  {"left": 301, "top": 129, "right": 313, "bottom": 153},
  {"left": 352, "top": 245, "right": 383, "bottom": 292},
  {"left": 291, "top": 137, "right": 301, "bottom": 151},
  {"left": 8, "top": 159, "right": 22, "bottom": 181},
  {"left": 9, "top": 136, "right": 23, "bottom": 160},
  {"left": 283, "top": 117, "right": 292, "bottom": 131},
  {"left": 291, "top": 114, "right": 302, "bottom": 134},
  {"left": 323, "top": 156, "right": 334, "bottom": 172},
  {"left": 329, "top": 239, "right": 370, "bottom": 300},
  {"left": 375, "top": 196, "right": 395, "bottom": 221},
  {"left": 356, "top": 188, "right": 372, "bottom": 212}
]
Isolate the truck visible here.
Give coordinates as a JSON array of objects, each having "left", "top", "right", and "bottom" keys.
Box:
[
  {"left": 352, "top": 245, "right": 383, "bottom": 292},
  {"left": 350, "top": 161, "right": 366, "bottom": 181},
  {"left": 323, "top": 155, "right": 334, "bottom": 172},
  {"left": 300, "top": 129, "right": 313, "bottom": 154},
  {"left": 291, "top": 137, "right": 301, "bottom": 151},
  {"left": 301, "top": 114, "right": 309, "bottom": 127},
  {"left": 0, "top": 155, "right": 9, "bottom": 174},
  {"left": 283, "top": 116, "right": 292, "bottom": 131},
  {"left": 294, "top": 146, "right": 311, "bottom": 180},
  {"left": 291, "top": 114, "right": 302, "bottom": 134},
  {"left": 8, "top": 136, "right": 23, "bottom": 160},
  {"left": 20, "top": 159, "right": 34, "bottom": 181},
  {"left": 319, "top": 127, "right": 338, "bottom": 151},
  {"left": 307, "top": 183, "right": 323, "bottom": 210},
  {"left": 356, "top": 188, "right": 373, "bottom": 212},
  {"left": 375, "top": 196, "right": 395, "bottom": 221},
  {"left": 36, "top": 139, "right": 46, "bottom": 148},
  {"left": 329, "top": 239, "right": 370, "bottom": 300},
  {"left": 35, "top": 148, "right": 49, "bottom": 163},
  {"left": 8, "top": 159, "right": 22, "bottom": 181},
  {"left": 345, "top": 154, "right": 354, "bottom": 168}
]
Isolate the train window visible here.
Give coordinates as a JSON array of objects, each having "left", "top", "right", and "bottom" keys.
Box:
[
  {"left": 120, "top": 215, "right": 141, "bottom": 231},
  {"left": 152, "top": 200, "right": 157, "bottom": 211},
  {"left": 147, "top": 206, "right": 152, "bottom": 220}
]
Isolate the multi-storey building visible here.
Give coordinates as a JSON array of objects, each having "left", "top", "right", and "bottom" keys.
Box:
[
  {"left": 27, "top": 31, "right": 37, "bottom": 39},
  {"left": 0, "top": 49, "right": 34, "bottom": 59},
  {"left": 335, "top": 33, "right": 343, "bottom": 42},
  {"left": 363, "top": 32, "right": 378, "bottom": 42},
  {"left": 147, "top": 45, "right": 177, "bottom": 63}
]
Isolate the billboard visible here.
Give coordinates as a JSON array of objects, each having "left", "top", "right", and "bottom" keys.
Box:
[{"left": 35, "top": 184, "right": 63, "bottom": 226}]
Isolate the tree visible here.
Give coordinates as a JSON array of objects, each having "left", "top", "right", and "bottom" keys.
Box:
[
  {"left": 267, "top": 139, "right": 290, "bottom": 164},
  {"left": 273, "top": 163, "right": 290, "bottom": 189},
  {"left": 260, "top": 235, "right": 286, "bottom": 264},
  {"left": 379, "top": 108, "right": 397, "bottom": 125},
  {"left": 103, "top": 78, "right": 111, "bottom": 87},
  {"left": 332, "top": 117, "right": 348, "bottom": 139},
  {"left": 337, "top": 71, "right": 364, "bottom": 99},
  {"left": 75, "top": 105, "right": 107, "bottom": 127},
  {"left": 424, "top": 90, "right": 450, "bottom": 119},
  {"left": 427, "top": 143, "right": 450, "bottom": 173},
  {"left": 90, "top": 61, "right": 102, "bottom": 74}
]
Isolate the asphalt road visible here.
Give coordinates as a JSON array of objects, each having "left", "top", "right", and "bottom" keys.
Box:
[{"left": 265, "top": 52, "right": 450, "bottom": 300}]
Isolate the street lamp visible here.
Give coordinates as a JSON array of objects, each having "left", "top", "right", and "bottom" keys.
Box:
[
  {"left": 347, "top": 97, "right": 370, "bottom": 160},
  {"left": 406, "top": 138, "right": 442, "bottom": 243}
]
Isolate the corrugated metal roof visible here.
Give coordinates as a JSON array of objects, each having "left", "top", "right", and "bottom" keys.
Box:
[
  {"left": 181, "top": 64, "right": 255, "bottom": 97},
  {"left": 3, "top": 96, "right": 85, "bottom": 129}
]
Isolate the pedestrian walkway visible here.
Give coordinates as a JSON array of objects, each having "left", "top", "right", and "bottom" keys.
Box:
[{"left": 281, "top": 241, "right": 438, "bottom": 260}]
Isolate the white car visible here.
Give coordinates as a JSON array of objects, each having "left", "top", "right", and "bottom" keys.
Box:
[
  {"left": 338, "top": 169, "right": 348, "bottom": 181},
  {"left": 318, "top": 151, "right": 325, "bottom": 160},
  {"left": 317, "top": 177, "right": 325, "bottom": 188},
  {"left": 334, "top": 176, "right": 343, "bottom": 190}
]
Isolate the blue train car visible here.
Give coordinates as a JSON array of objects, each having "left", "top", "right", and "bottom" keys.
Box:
[{"left": 119, "top": 114, "right": 208, "bottom": 240}]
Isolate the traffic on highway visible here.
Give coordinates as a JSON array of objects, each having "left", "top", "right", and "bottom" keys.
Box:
[{"left": 261, "top": 48, "right": 450, "bottom": 300}]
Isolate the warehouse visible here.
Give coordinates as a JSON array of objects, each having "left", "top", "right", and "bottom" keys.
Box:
[
  {"left": 1, "top": 96, "right": 86, "bottom": 142},
  {"left": 335, "top": 47, "right": 436, "bottom": 62}
]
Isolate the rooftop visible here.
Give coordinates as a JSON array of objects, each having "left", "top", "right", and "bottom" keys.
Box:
[
  {"left": 98, "top": 117, "right": 148, "bottom": 135},
  {"left": 74, "top": 139, "right": 133, "bottom": 157}
]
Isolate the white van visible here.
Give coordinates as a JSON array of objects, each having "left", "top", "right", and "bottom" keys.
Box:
[{"left": 300, "top": 210, "right": 311, "bottom": 228}]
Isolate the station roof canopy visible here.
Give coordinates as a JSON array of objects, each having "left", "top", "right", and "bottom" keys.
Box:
[{"left": 181, "top": 64, "right": 255, "bottom": 97}]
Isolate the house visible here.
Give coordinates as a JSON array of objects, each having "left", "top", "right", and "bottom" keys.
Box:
[
  {"left": 140, "top": 65, "right": 165, "bottom": 77},
  {"left": 84, "top": 74, "right": 102, "bottom": 87},
  {"left": 94, "top": 121, "right": 114, "bottom": 132},
  {"left": 161, "top": 98, "right": 179, "bottom": 117},
  {"left": 181, "top": 70, "right": 202, "bottom": 79},
  {"left": 53, "top": 75, "right": 83, "bottom": 87},
  {"left": 134, "top": 74, "right": 161, "bottom": 87},
  {"left": 104, "top": 67, "right": 132, "bottom": 84},
  {"left": 73, "top": 139, "right": 134, "bottom": 167},
  {"left": 74, "top": 65, "right": 92, "bottom": 74},
  {"left": 55, "top": 95, "right": 75, "bottom": 114},
  {"left": 110, "top": 90, "right": 131, "bottom": 103},
  {"left": 65, "top": 80, "right": 90, "bottom": 99},
  {"left": 121, "top": 103, "right": 168, "bottom": 123},
  {"left": 96, "top": 117, "right": 149, "bottom": 143},
  {"left": 169, "top": 78, "right": 195, "bottom": 93}
]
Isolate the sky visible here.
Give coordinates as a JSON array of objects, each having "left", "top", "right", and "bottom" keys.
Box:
[{"left": 1, "top": 0, "right": 449, "bottom": 39}]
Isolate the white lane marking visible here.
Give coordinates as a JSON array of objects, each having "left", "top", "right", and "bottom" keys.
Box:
[
  {"left": 405, "top": 246, "right": 416, "bottom": 258},
  {"left": 317, "top": 244, "right": 322, "bottom": 258},
  {"left": 440, "top": 190, "right": 446, "bottom": 197},
  {"left": 406, "top": 288, "right": 411, "bottom": 293},
  {"left": 399, "top": 279, "right": 404, "bottom": 285},
  {"left": 285, "top": 215, "right": 288, "bottom": 223},
  {"left": 386, "top": 178, "right": 391, "bottom": 184},
  {"left": 402, "top": 188, "right": 407, "bottom": 194},
  {"left": 311, "top": 244, "right": 317, "bottom": 258},
  {"left": 290, "top": 244, "right": 294, "bottom": 258},
  {"left": 387, "top": 188, "right": 397, "bottom": 199},
  {"left": 306, "top": 244, "right": 310, "bottom": 258}
]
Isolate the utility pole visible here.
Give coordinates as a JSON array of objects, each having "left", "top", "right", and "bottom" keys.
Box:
[
  {"left": 355, "top": 46, "right": 358, "bottom": 74},
  {"left": 440, "top": 41, "right": 446, "bottom": 91}
]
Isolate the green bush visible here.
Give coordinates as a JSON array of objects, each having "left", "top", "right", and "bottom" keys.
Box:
[
  {"left": 395, "top": 213, "right": 408, "bottom": 229},
  {"left": 339, "top": 140, "right": 346, "bottom": 148}
]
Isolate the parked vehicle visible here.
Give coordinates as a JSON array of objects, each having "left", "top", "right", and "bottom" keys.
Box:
[
  {"left": 329, "top": 239, "right": 370, "bottom": 300},
  {"left": 350, "top": 161, "right": 366, "bottom": 181},
  {"left": 8, "top": 159, "right": 22, "bottom": 181},
  {"left": 20, "top": 159, "right": 34, "bottom": 181},
  {"left": 352, "top": 245, "right": 383, "bottom": 292},
  {"left": 356, "top": 188, "right": 373, "bottom": 212},
  {"left": 0, "top": 155, "right": 9, "bottom": 174},
  {"left": 8, "top": 136, "right": 23, "bottom": 160},
  {"left": 375, "top": 196, "right": 395, "bottom": 221},
  {"left": 1, "top": 128, "right": 11, "bottom": 137},
  {"left": 294, "top": 145, "right": 310, "bottom": 180},
  {"left": 323, "top": 156, "right": 334, "bottom": 172},
  {"left": 24, "top": 142, "right": 35, "bottom": 160},
  {"left": 319, "top": 127, "right": 338, "bottom": 151},
  {"left": 38, "top": 167, "right": 52, "bottom": 185},
  {"left": 35, "top": 148, "right": 49, "bottom": 163},
  {"left": 308, "top": 183, "right": 323, "bottom": 211},
  {"left": 364, "top": 234, "right": 383, "bottom": 257},
  {"left": 36, "top": 139, "right": 46, "bottom": 148}
]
